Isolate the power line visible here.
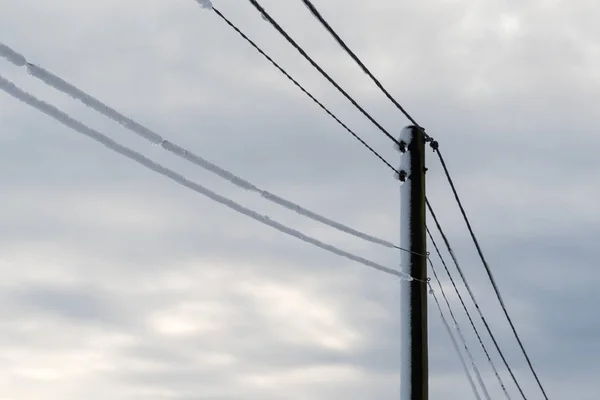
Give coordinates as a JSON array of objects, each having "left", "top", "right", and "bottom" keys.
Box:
[
  {"left": 428, "top": 282, "right": 482, "bottom": 400},
  {"left": 243, "top": 0, "right": 400, "bottom": 146},
  {"left": 0, "top": 41, "right": 410, "bottom": 254},
  {"left": 428, "top": 257, "right": 493, "bottom": 400},
  {"left": 209, "top": 8, "right": 398, "bottom": 174},
  {"left": 0, "top": 74, "right": 413, "bottom": 281},
  {"left": 433, "top": 147, "right": 549, "bottom": 400},
  {"left": 298, "top": 0, "right": 421, "bottom": 128},
  {"left": 428, "top": 227, "right": 512, "bottom": 400},
  {"left": 427, "top": 198, "right": 528, "bottom": 400}
]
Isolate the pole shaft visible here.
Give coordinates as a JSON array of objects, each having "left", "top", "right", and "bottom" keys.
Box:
[{"left": 400, "top": 126, "right": 427, "bottom": 400}]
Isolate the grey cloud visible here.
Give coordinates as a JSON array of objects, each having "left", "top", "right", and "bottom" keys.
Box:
[
  {"left": 1, "top": 0, "right": 599, "bottom": 398},
  {"left": 4, "top": 284, "right": 127, "bottom": 325}
]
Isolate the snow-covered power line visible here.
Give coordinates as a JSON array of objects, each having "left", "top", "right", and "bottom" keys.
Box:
[
  {"left": 195, "top": 0, "right": 212, "bottom": 9},
  {"left": 427, "top": 199, "right": 528, "bottom": 400},
  {"left": 0, "top": 43, "right": 25, "bottom": 66},
  {"left": 428, "top": 227, "right": 512, "bottom": 400},
  {"left": 429, "top": 257, "right": 495, "bottom": 400},
  {"left": 0, "top": 41, "right": 401, "bottom": 252},
  {"left": 0, "top": 74, "right": 412, "bottom": 281},
  {"left": 432, "top": 147, "right": 549, "bottom": 400}
]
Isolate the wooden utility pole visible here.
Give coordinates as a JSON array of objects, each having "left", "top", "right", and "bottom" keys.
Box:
[{"left": 399, "top": 125, "right": 428, "bottom": 400}]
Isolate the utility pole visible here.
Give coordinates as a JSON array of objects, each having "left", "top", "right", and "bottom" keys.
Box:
[{"left": 398, "top": 125, "right": 428, "bottom": 400}]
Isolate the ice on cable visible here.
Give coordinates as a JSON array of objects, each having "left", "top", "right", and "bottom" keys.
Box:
[
  {"left": 195, "top": 0, "right": 213, "bottom": 9},
  {"left": 0, "top": 42, "right": 27, "bottom": 66}
]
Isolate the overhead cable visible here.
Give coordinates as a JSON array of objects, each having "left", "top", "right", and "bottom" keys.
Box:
[
  {"left": 429, "top": 256, "right": 494, "bottom": 400},
  {"left": 433, "top": 147, "right": 549, "bottom": 400},
  {"left": 0, "top": 74, "right": 412, "bottom": 281},
  {"left": 428, "top": 283, "right": 482, "bottom": 400},
  {"left": 427, "top": 198, "right": 528, "bottom": 400},
  {"left": 0, "top": 41, "right": 408, "bottom": 253},
  {"left": 428, "top": 227, "right": 512, "bottom": 400}
]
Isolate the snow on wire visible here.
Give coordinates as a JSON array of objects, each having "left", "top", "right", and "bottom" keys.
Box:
[
  {"left": 0, "top": 43, "right": 26, "bottom": 66},
  {"left": 0, "top": 41, "right": 399, "bottom": 251},
  {"left": 195, "top": 0, "right": 213, "bottom": 9},
  {"left": 0, "top": 74, "right": 412, "bottom": 281}
]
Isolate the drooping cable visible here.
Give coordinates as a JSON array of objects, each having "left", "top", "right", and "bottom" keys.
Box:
[
  {"left": 0, "top": 41, "right": 410, "bottom": 254},
  {"left": 428, "top": 282, "right": 482, "bottom": 400},
  {"left": 426, "top": 198, "right": 528, "bottom": 400},
  {"left": 432, "top": 147, "right": 548, "bottom": 400},
  {"left": 428, "top": 227, "right": 512, "bottom": 400},
  {"left": 429, "top": 256, "right": 494, "bottom": 400},
  {"left": 0, "top": 74, "right": 413, "bottom": 281}
]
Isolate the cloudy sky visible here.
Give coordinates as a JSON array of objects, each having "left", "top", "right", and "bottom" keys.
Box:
[{"left": 1, "top": 0, "right": 599, "bottom": 398}]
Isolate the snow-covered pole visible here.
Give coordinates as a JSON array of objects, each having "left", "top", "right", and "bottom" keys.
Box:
[{"left": 398, "top": 125, "right": 428, "bottom": 400}]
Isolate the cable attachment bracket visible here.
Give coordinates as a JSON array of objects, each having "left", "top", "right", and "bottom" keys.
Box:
[
  {"left": 398, "top": 140, "right": 408, "bottom": 153},
  {"left": 429, "top": 139, "right": 439, "bottom": 152},
  {"left": 397, "top": 169, "right": 408, "bottom": 182}
]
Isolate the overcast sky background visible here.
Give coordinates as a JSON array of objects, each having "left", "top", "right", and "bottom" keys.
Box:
[{"left": 1, "top": 0, "right": 599, "bottom": 399}]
